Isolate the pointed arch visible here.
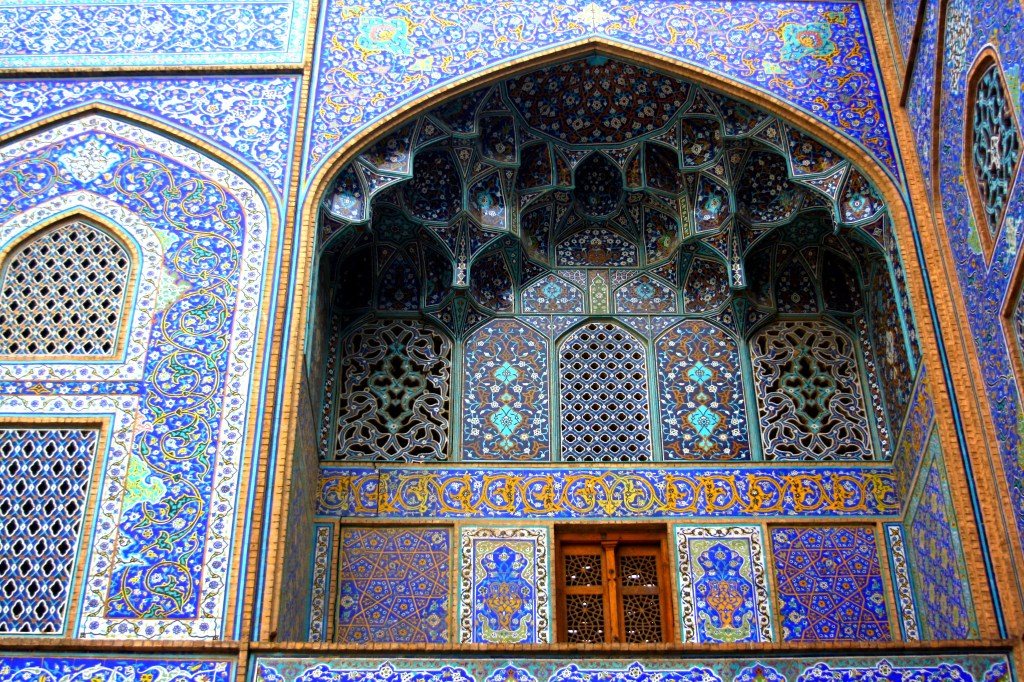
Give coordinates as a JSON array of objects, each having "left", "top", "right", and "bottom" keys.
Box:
[
  {"left": 0, "top": 212, "right": 140, "bottom": 361},
  {"left": 557, "top": 318, "right": 654, "bottom": 462},
  {"left": 0, "top": 111, "right": 274, "bottom": 640},
  {"left": 302, "top": 38, "right": 909, "bottom": 241},
  {"left": 0, "top": 102, "right": 281, "bottom": 221},
  {"left": 0, "top": 197, "right": 164, "bottom": 378}
]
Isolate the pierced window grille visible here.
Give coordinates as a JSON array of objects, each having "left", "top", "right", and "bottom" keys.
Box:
[
  {"left": 0, "top": 428, "right": 98, "bottom": 634},
  {"left": 750, "top": 321, "right": 873, "bottom": 461},
  {"left": 0, "top": 223, "right": 130, "bottom": 356},
  {"left": 334, "top": 319, "right": 452, "bottom": 462},
  {"left": 971, "top": 62, "right": 1022, "bottom": 243},
  {"left": 559, "top": 322, "right": 652, "bottom": 462},
  {"left": 558, "top": 534, "right": 669, "bottom": 644}
]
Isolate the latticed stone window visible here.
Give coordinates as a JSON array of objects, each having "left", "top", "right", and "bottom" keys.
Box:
[
  {"left": 558, "top": 322, "right": 653, "bottom": 462},
  {"left": 0, "top": 428, "right": 99, "bottom": 634},
  {"left": 0, "top": 222, "right": 131, "bottom": 356},
  {"left": 968, "top": 59, "right": 1022, "bottom": 253},
  {"left": 334, "top": 318, "right": 453, "bottom": 462},
  {"left": 556, "top": 530, "right": 671, "bottom": 644},
  {"left": 750, "top": 320, "right": 873, "bottom": 461}
]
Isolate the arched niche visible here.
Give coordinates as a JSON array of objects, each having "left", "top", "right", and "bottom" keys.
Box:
[{"left": 308, "top": 55, "right": 916, "bottom": 467}]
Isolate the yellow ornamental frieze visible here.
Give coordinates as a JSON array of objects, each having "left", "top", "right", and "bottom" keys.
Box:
[{"left": 317, "top": 465, "right": 900, "bottom": 518}]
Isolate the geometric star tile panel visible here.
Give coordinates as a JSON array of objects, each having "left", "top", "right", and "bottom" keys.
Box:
[
  {"left": 308, "top": 0, "right": 899, "bottom": 182},
  {"left": 336, "top": 527, "right": 451, "bottom": 644},
  {"left": 770, "top": 525, "right": 891, "bottom": 642},
  {"left": 0, "top": 1, "right": 309, "bottom": 67},
  {"left": 675, "top": 525, "right": 772, "bottom": 643},
  {"left": 906, "top": 429, "right": 978, "bottom": 640},
  {"left": 459, "top": 526, "right": 550, "bottom": 644},
  {"left": 0, "top": 428, "right": 98, "bottom": 634}
]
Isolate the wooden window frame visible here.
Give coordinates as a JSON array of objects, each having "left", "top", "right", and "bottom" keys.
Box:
[{"left": 555, "top": 528, "right": 674, "bottom": 644}]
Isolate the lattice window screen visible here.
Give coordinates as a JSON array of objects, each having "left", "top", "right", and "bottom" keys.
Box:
[
  {"left": 971, "top": 62, "right": 1022, "bottom": 242},
  {"left": 0, "top": 428, "right": 98, "bottom": 634},
  {"left": 0, "top": 223, "right": 130, "bottom": 356},
  {"left": 559, "top": 322, "right": 653, "bottom": 462},
  {"left": 750, "top": 320, "right": 873, "bottom": 461}
]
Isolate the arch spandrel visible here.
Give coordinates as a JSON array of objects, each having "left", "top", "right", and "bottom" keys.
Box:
[{"left": 307, "top": 2, "right": 901, "bottom": 189}]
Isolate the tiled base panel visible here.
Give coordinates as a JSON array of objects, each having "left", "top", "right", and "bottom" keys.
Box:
[{"left": 253, "top": 656, "right": 1013, "bottom": 682}]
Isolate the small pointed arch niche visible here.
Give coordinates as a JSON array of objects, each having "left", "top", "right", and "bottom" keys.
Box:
[
  {"left": 0, "top": 216, "right": 136, "bottom": 360},
  {"left": 965, "top": 50, "right": 1023, "bottom": 262}
]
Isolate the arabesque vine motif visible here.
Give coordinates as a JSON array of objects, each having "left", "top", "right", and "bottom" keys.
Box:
[
  {"left": 309, "top": 0, "right": 897, "bottom": 180},
  {"left": 0, "top": 116, "right": 268, "bottom": 639},
  {"left": 318, "top": 466, "right": 900, "bottom": 518}
]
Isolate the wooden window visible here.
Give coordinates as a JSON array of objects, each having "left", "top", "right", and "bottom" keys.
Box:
[{"left": 556, "top": 530, "right": 672, "bottom": 643}]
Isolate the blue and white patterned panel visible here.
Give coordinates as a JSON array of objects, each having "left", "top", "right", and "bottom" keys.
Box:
[
  {"left": 0, "top": 78, "right": 301, "bottom": 202},
  {"left": 307, "top": 523, "right": 333, "bottom": 642},
  {"left": 0, "top": 1, "right": 310, "bottom": 67},
  {"left": 675, "top": 525, "right": 772, "bottom": 643},
  {"left": 307, "top": 0, "right": 899, "bottom": 183},
  {"left": 459, "top": 525, "right": 550, "bottom": 644},
  {"left": 0, "top": 115, "right": 270, "bottom": 640}
]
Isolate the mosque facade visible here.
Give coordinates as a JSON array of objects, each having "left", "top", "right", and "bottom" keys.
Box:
[{"left": 0, "top": 0, "right": 1021, "bottom": 681}]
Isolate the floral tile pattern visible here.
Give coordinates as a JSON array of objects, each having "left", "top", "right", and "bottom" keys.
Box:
[
  {"left": 905, "top": 429, "right": 978, "bottom": 639},
  {"left": 0, "top": 1, "right": 309, "bottom": 67},
  {"left": 675, "top": 525, "right": 772, "bottom": 643},
  {"left": 307, "top": 0, "right": 899, "bottom": 182},
  {"left": 0, "top": 115, "right": 270, "bottom": 640},
  {"left": 459, "top": 526, "right": 549, "bottom": 644}
]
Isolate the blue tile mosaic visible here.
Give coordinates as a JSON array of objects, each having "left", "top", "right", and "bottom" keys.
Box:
[
  {"left": 932, "top": 0, "right": 1024, "bottom": 558},
  {"left": 336, "top": 527, "right": 450, "bottom": 644},
  {"left": 0, "top": 77, "right": 301, "bottom": 202},
  {"left": 904, "top": 0, "right": 939, "bottom": 194},
  {"left": 675, "top": 525, "right": 772, "bottom": 643},
  {"left": 251, "top": 656, "right": 1013, "bottom": 682},
  {"left": 459, "top": 526, "right": 549, "bottom": 644},
  {"left": 0, "top": 656, "right": 233, "bottom": 682},
  {"left": 0, "top": 428, "right": 99, "bottom": 634},
  {"left": 306, "top": 0, "right": 900, "bottom": 183},
  {"left": 906, "top": 428, "right": 978, "bottom": 639},
  {"left": 0, "top": 114, "right": 271, "bottom": 639},
  {"left": 317, "top": 464, "right": 901, "bottom": 518},
  {"left": 771, "top": 525, "right": 891, "bottom": 642},
  {"left": 0, "top": 1, "right": 310, "bottom": 67}
]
